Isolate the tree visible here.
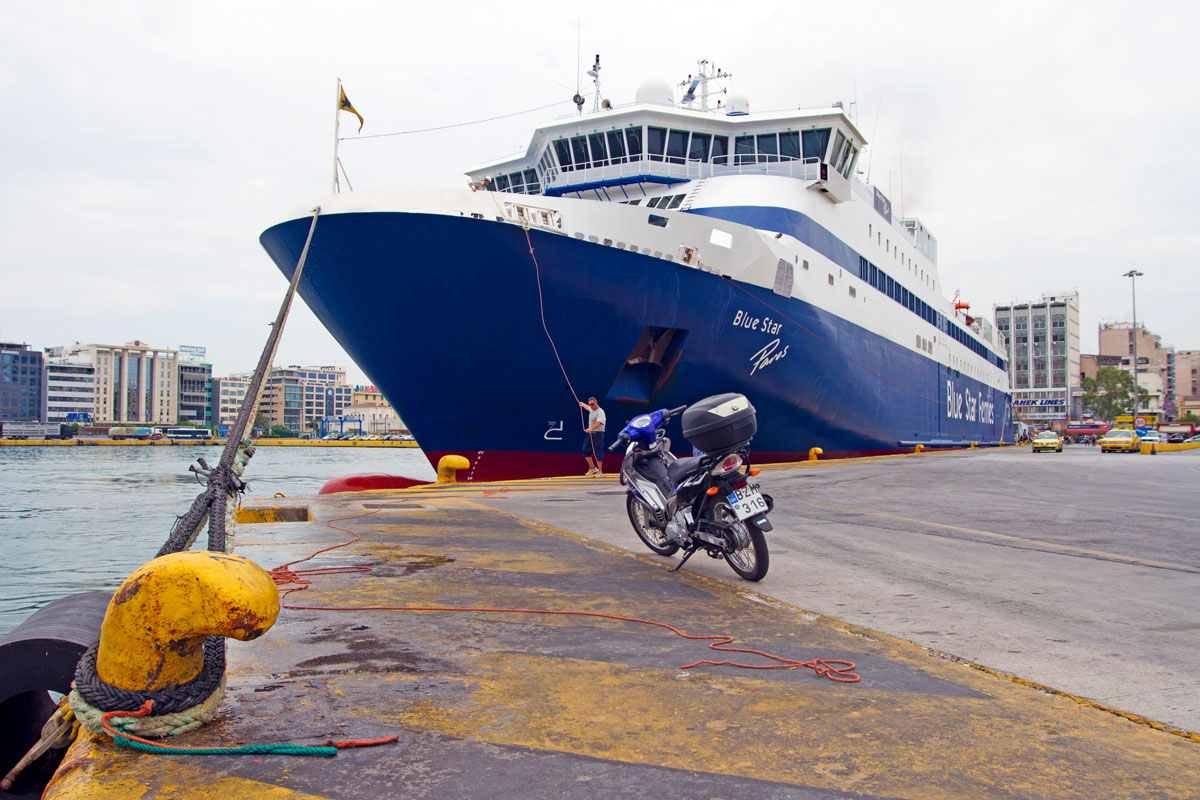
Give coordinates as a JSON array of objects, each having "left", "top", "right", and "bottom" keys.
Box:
[
  {"left": 1179, "top": 411, "right": 1200, "bottom": 425},
  {"left": 1081, "top": 367, "right": 1150, "bottom": 422},
  {"left": 269, "top": 424, "right": 296, "bottom": 438},
  {"left": 254, "top": 411, "right": 270, "bottom": 431}
]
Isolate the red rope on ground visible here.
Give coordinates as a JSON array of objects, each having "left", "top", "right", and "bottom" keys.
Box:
[{"left": 269, "top": 500, "right": 860, "bottom": 683}]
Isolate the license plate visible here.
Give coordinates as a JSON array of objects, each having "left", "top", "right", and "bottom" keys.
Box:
[{"left": 727, "top": 484, "right": 768, "bottom": 520}]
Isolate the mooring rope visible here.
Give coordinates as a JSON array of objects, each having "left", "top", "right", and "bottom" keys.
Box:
[
  {"left": 70, "top": 207, "right": 324, "bottom": 739},
  {"left": 157, "top": 206, "right": 322, "bottom": 558}
]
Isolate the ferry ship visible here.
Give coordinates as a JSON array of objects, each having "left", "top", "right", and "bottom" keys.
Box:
[{"left": 260, "top": 60, "right": 1012, "bottom": 481}]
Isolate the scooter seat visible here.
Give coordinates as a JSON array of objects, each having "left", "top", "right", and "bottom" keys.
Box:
[{"left": 667, "top": 456, "right": 704, "bottom": 487}]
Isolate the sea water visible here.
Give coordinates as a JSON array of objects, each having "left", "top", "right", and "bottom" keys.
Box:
[{"left": 0, "top": 445, "right": 436, "bottom": 635}]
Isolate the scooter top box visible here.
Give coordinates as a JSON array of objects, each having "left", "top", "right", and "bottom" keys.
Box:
[{"left": 682, "top": 394, "right": 757, "bottom": 452}]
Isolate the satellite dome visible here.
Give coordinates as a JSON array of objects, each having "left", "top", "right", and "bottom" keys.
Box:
[
  {"left": 725, "top": 93, "right": 749, "bottom": 116},
  {"left": 635, "top": 78, "right": 675, "bottom": 106}
]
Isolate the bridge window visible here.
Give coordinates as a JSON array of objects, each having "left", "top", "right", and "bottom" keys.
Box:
[
  {"left": 571, "top": 136, "right": 589, "bottom": 168},
  {"left": 712, "top": 135, "right": 729, "bottom": 165},
  {"left": 803, "top": 128, "right": 831, "bottom": 160},
  {"left": 647, "top": 126, "right": 667, "bottom": 161},
  {"left": 554, "top": 139, "right": 573, "bottom": 172},
  {"left": 829, "top": 131, "right": 846, "bottom": 167},
  {"left": 666, "top": 129, "right": 689, "bottom": 164},
  {"left": 735, "top": 135, "right": 755, "bottom": 165},
  {"left": 780, "top": 131, "right": 800, "bottom": 161},
  {"left": 607, "top": 130, "right": 627, "bottom": 164},
  {"left": 588, "top": 133, "right": 609, "bottom": 167},
  {"left": 625, "top": 126, "right": 643, "bottom": 160},
  {"left": 688, "top": 132, "right": 712, "bottom": 162},
  {"left": 757, "top": 133, "right": 779, "bottom": 163}
]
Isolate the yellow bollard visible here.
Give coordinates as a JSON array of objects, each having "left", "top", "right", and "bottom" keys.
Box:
[
  {"left": 808, "top": 447, "right": 823, "bottom": 461},
  {"left": 970, "top": 442, "right": 977, "bottom": 448},
  {"left": 436, "top": 454, "right": 472, "bottom": 483},
  {"left": 96, "top": 551, "right": 279, "bottom": 691},
  {"left": 915, "top": 444, "right": 924, "bottom": 454}
]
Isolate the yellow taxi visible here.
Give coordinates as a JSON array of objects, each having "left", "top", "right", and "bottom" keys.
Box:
[
  {"left": 1031, "top": 430, "right": 1063, "bottom": 453},
  {"left": 1099, "top": 429, "right": 1140, "bottom": 453}
]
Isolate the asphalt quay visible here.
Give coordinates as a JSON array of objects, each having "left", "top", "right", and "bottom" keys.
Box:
[{"left": 46, "top": 467, "right": 1200, "bottom": 799}]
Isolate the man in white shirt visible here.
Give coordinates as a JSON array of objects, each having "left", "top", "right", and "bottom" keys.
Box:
[{"left": 580, "top": 396, "right": 606, "bottom": 476}]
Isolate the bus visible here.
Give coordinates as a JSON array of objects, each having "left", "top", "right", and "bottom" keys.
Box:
[{"left": 165, "top": 427, "right": 213, "bottom": 440}]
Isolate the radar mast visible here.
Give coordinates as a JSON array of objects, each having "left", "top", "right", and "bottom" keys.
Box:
[{"left": 678, "top": 59, "right": 732, "bottom": 112}]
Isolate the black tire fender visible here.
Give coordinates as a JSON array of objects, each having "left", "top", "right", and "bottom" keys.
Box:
[{"left": 0, "top": 592, "right": 110, "bottom": 797}]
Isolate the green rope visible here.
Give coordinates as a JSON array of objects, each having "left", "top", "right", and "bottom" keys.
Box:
[{"left": 114, "top": 738, "right": 337, "bottom": 757}]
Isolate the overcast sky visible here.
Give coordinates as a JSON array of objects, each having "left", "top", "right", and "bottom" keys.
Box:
[{"left": 3, "top": 1, "right": 1198, "bottom": 385}]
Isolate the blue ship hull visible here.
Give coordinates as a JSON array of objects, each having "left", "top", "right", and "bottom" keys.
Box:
[{"left": 260, "top": 211, "right": 1011, "bottom": 481}]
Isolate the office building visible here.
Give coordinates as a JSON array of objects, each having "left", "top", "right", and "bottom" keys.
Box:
[
  {"left": 0, "top": 342, "right": 46, "bottom": 422},
  {"left": 45, "top": 357, "right": 96, "bottom": 424},
  {"left": 260, "top": 365, "right": 352, "bottom": 433},
  {"left": 64, "top": 341, "right": 178, "bottom": 425},
  {"left": 993, "top": 293, "right": 1081, "bottom": 424}
]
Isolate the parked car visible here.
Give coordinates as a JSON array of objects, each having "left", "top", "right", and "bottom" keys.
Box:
[
  {"left": 1186, "top": 434, "right": 1200, "bottom": 443},
  {"left": 1100, "top": 429, "right": 1140, "bottom": 453},
  {"left": 1031, "top": 430, "right": 1063, "bottom": 453},
  {"left": 1138, "top": 432, "right": 1165, "bottom": 444},
  {"left": 1167, "top": 433, "right": 1186, "bottom": 443}
]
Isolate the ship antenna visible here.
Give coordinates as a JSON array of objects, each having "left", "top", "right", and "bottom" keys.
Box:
[
  {"left": 587, "top": 54, "right": 602, "bottom": 113},
  {"left": 572, "top": 20, "right": 584, "bottom": 115}
]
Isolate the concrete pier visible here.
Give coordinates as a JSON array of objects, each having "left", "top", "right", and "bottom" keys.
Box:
[{"left": 44, "top": 447, "right": 1200, "bottom": 798}]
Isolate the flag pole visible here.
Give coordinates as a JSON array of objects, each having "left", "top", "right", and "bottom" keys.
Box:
[{"left": 332, "top": 77, "right": 342, "bottom": 193}]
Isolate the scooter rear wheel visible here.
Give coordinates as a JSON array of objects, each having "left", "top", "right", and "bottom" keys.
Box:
[
  {"left": 709, "top": 501, "right": 769, "bottom": 581},
  {"left": 626, "top": 495, "right": 679, "bottom": 556}
]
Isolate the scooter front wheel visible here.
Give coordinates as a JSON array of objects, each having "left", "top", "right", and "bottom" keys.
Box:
[{"left": 626, "top": 495, "right": 679, "bottom": 556}]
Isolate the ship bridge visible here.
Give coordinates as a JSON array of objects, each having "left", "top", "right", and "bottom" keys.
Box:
[{"left": 466, "top": 102, "right": 866, "bottom": 204}]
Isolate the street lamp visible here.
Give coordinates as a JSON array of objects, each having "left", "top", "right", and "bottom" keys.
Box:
[{"left": 1124, "top": 269, "right": 1144, "bottom": 419}]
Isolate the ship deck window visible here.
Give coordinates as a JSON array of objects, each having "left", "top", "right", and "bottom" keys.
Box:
[
  {"left": 689, "top": 132, "right": 712, "bottom": 162},
  {"left": 735, "top": 135, "right": 755, "bottom": 165},
  {"left": 571, "top": 136, "right": 590, "bottom": 168},
  {"left": 780, "top": 131, "right": 800, "bottom": 160},
  {"left": 712, "top": 135, "right": 729, "bottom": 165},
  {"left": 494, "top": 174, "right": 510, "bottom": 191},
  {"left": 588, "top": 133, "right": 609, "bottom": 167},
  {"left": 666, "top": 129, "right": 689, "bottom": 164},
  {"left": 647, "top": 126, "right": 667, "bottom": 161},
  {"left": 647, "top": 214, "right": 668, "bottom": 227},
  {"left": 625, "top": 126, "right": 643, "bottom": 160},
  {"left": 757, "top": 133, "right": 779, "bottom": 163},
  {"left": 607, "top": 130, "right": 627, "bottom": 163},
  {"left": 804, "top": 128, "right": 831, "bottom": 160},
  {"left": 667, "top": 194, "right": 684, "bottom": 209}
]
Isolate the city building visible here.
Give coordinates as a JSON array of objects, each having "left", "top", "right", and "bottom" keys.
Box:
[
  {"left": 259, "top": 365, "right": 352, "bottom": 433},
  {"left": 212, "top": 376, "right": 251, "bottom": 428},
  {"left": 177, "top": 361, "right": 213, "bottom": 427},
  {"left": 1097, "top": 322, "right": 1173, "bottom": 415},
  {"left": 1175, "top": 350, "right": 1200, "bottom": 418},
  {"left": 993, "top": 293, "right": 1081, "bottom": 425},
  {"left": 45, "top": 357, "right": 96, "bottom": 424},
  {"left": 0, "top": 342, "right": 46, "bottom": 422},
  {"left": 64, "top": 341, "right": 178, "bottom": 425},
  {"left": 333, "top": 384, "right": 407, "bottom": 436}
]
